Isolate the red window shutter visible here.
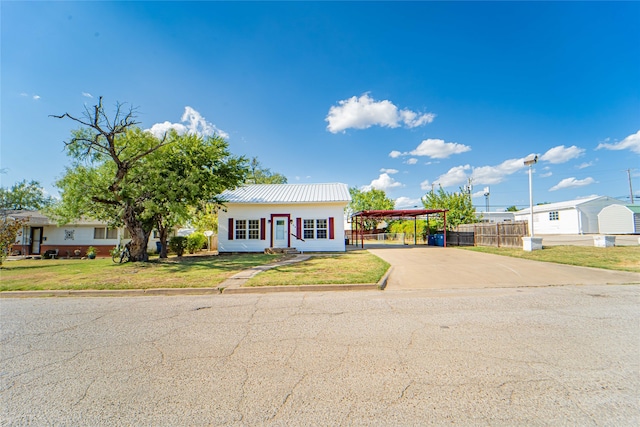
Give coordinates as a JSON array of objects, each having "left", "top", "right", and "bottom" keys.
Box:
[
  {"left": 228, "top": 218, "right": 234, "bottom": 240},
  {"left": 329, "top": 217, "right": 335, "bottom": 239},
  {"left": 296, "top": 218, "right": 302, "bottom": 239},
  {"left": 260, "top": 218, "right": 266, "bottom": 240}
]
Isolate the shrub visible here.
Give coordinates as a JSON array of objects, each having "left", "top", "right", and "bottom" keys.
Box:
[
  {"left": 186, "top": 232, "right": 207, "bottom": 254},
  {"left": 169, "top": 236, "right": 187, "bottom": 257}
]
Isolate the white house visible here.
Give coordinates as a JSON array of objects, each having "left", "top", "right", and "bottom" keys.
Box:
[
  {"left": 8, "top": 210, "right": 163, "bottom": 257},
  {"left": 598, "top": 205, "right": 640, "bottom": 234},
  {"left": 514, "top": 196, "right": 626, "bottom": 235},
  {"left": 218, "top": 183, "right": 351, "bottom": 253}
]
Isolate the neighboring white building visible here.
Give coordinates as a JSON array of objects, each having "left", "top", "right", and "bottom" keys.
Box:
[
  {"left": 598, "top": 205, "right": 640, "bottom": 234},
  {"left": 475, "top": 211, "right": 515, "bottom": 223},
  {"left": 8, "top": 210, "right": 164, "bottom": 257},
  {"left": 218, "top": 183, "right": 351, "bottom": 253},
  {"left": 514, "top": 196, "right": 626, "bottom": 235}
]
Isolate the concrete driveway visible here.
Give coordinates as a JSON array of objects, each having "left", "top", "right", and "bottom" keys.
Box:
[{"left": 367, "top": 246, "right": 640, "bottom": 290}]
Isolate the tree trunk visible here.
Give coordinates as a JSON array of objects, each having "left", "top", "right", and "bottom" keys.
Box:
[
  {"left": 157, "top": 221, "right": 169, "bottom": 259},
  {"left": 123, "top": 207, "right": 151, "bottom": 262}
]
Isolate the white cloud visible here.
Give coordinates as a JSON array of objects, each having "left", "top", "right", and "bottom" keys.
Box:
[
  {"left": 146, "top": 106, "right": 229, "bottom": 139},
  {"left": 576, "top": 161, "right": 594, "bottom": 169},
  {"left": 326, "top": 93, "right": 435, "bottom": 133},
  {"left": 470, "top": 157, "right": 526, "bottom": 185},
  {"left": 549, "top": 177, "right": 596, "bottom": 191},
  {"left": 540, "top": 145, "right": 585, "bottom": 164},
  {"left": 596, "top": 130, "right": 640, "bottom": 154},
  {"left": 32, "top": 95, "right": 40, "bottom": 100},
  {"left": 540, "top": 172, "right": 553, "bottom": 178},
  {"left": 389, "top": 150, "right": 402, "bottom": 158},
  {"left": 434, "top": 165, "right": 471, "bottom": 188},
  {"left": 20, "top": 92, "right": 28, "bottom": 97},
  {"left": 361, "top": 173, "right": 403, "bottom": 192},
  {"left": 395, "top": 197, "right": 422, "bottom": 208},
  {"left": 82, "top": 92, "right": 93, "bottom": 98},
  {"left": 425, "top": 156, "right": 531, "bottom": 190},
  {"left": 405, "top": 158, "right": 418, "bottom": 165},
  {"left": 409, "top": 138, "right": 471, "bottom": 159},
  {"left": 380, "top": 168, "right": 399, "bottom": 174}
]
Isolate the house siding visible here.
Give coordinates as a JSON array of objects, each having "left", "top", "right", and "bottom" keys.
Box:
[
  {"left": 598, "top": 205, "right": 639, "bottom": 234},
  {"left": 218, "top": 202, "right": 347, "bottom": 252}
]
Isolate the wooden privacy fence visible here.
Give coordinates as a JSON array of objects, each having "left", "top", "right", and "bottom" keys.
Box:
[{"left": 454, "top": 221, "right": 528, "bottom": 248}]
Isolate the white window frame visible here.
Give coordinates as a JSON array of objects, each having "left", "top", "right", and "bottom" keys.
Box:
[
  {"left": 316, "top": 219, "right": 327, "bottom": 239},
  {"left": 235, "top": 220, "right": 247, "bottom": 240}
]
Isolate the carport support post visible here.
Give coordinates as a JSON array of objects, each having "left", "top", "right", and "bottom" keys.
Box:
[
  {"left": 414, "top": 217, "right": 417, "bottom": 245},
  {"left": 443, "top": 212, "right": 447, "bottom": 247}
]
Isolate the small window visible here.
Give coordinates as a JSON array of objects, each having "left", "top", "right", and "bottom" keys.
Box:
[
  {"left": 235, "top": 220, "right": 247, "bottom": 240},
  {"left": 248, "top": 220, "right": 260, "bottom": 240},
  {"left": 123, "top": 229, "right": 131, "bottom": 239},
  {"left": 96, "top": 227, "right": 118, "bottom": 239},
  {"left": 94, "top": 227, "right": 106, "bottom": 239},
  {"left": 549, "top": 211, "right": 559, "bottom": 221},
  {"left": 303, "top": 219, "right": 315, "bottom": 239},
  {"left": 316, "top": 219, "right": 327, "bottom": 239}
]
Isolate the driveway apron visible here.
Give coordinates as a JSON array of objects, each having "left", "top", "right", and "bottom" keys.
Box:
[{"left": 367, "top": 246, "right": 640, "bottom": 290}]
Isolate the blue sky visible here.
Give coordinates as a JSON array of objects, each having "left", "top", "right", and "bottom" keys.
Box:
[{"left": 2, "top": 1, "right": 639, "bottom": 211}]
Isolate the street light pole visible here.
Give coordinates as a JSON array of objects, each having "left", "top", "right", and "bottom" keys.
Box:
[{"left": 524, "top": 155, "right": 538, "bottom": 237}]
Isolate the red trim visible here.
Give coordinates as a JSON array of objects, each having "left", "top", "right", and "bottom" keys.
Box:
[
  {"left": 329, "top": 217, "right": 335, "bottom": 239},
  {"left": 270, "top": 214, "right": 291, "bottom": 248},
  {"left": 260, "top": 218, "right": 266, "bottom": 240},
  {"left": 228, "top": 218, "right": 234, "bottom": 240},
  {"left": 296, "top": 218, "right": 302, "bottom": 240}
]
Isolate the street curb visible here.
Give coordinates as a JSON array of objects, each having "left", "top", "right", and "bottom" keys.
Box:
[
  {"left": 0, "top": 266, "right": 393, "bottom": 298},
  {"left": 222, "top": 283, "right": 380, "bottom": 294},
  {"left": 0, "top": 288, "right": 222, "bottom": 298}
]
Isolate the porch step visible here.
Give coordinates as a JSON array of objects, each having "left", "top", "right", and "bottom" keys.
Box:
[{"left": 264, "top": 247, "right": 301, "bottom": 255}]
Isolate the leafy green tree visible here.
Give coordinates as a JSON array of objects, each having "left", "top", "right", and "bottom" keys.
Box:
[
  {"left": 246, "top": 157, "right": 287, "bottom": 184},
  {"left": 422, "top": 186, "right": 476, "bottom": 231},
  {"left": 347, "top": 187, "right": 395, "bottom": 231},
  {"left": 505, "top": 205, "right": 519, "bottom": 212},
  {"left": 144, "top": 132, "right": 247, "bottom": 258},
  {"left": 0, "top": 180, "right": 53, "bottom": 210},
  {"left": 52, "top": 98, "right": 247, "bottom": 261}
]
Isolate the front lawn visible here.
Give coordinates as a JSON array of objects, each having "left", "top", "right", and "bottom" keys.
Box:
[
  {"left": 461, "top": 245, "right": 640, "bottom": 273},
  {"left": 0, "top": 254, "right": 286, "bottom": 291},
  {"left": 245, "top": 250, "right": 390, "bottom": 287}
]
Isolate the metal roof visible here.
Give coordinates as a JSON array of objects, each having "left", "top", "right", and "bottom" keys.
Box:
[
  {"left": 220, "top": 183, "right": 351, "bottom": 204},
  {"left": 516, "top": 196, "right": 622, "bottom": 214}
]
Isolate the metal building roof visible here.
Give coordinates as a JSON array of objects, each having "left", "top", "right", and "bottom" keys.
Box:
[
  {"left": 516, "top": 196, "right": 621, "bottom": 214},
  {"left": 220, "top": 183, "right": 351, "bottom": 204}
]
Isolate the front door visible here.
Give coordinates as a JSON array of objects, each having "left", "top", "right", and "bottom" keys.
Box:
[
  {"left": 272, "top": 216, "right": 289, "bottom": 248},
  {"left": 30, "top": 227, "right": 43, "bottom": 255}
]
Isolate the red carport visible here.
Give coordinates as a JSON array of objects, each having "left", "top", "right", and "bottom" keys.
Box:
[{"left": 350, "top": 209, "right": 449, "bottom": 248}]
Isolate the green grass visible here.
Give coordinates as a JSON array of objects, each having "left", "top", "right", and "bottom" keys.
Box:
[
  {"left": 0, "top": 254, "right": 286, "bottom": 291},
  {"left": 461, "top": 245, "right": 640, "bottom": 273},
  {"left": 245, "top": 250, "right": 390, "bottom": 287}
]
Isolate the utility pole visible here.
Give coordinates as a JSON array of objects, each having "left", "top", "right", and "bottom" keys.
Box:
[{"left": 626, "top": 169, "right": 635, "bottom": 204}]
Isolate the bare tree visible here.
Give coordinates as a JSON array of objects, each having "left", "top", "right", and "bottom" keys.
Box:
[{"left": 52, "top": 97, "right": 169, "bottom": 261}]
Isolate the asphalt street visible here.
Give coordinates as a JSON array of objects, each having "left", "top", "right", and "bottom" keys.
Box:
[{"left": 2, "top": 285, "right": 638, "bottom": 426}]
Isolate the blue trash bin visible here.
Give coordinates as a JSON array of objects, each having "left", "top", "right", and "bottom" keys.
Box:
[
  {"left": 428, "top": 235, "right": 436, "bottom": 246},
  {"left": 435, "top": 233, "right": 445, "bottom": 247},
  {"left": 156, "top": 242, "right": 162, "bottom": 254}
]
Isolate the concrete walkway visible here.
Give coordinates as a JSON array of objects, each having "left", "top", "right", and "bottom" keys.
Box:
[
  {"left": 368, "top": 246, "right": 640, "bottom": 290},
  {"left": 218, "top": 254, "right": 311, "bottom": 290}
]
